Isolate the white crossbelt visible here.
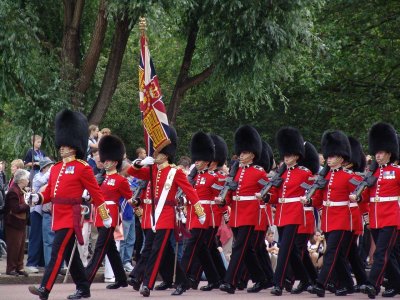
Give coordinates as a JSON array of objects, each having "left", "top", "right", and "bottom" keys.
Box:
[
  {"left": 323, "top": 200, "right": 349, "bottom": 207},
  {"left": 303, "top": 207, "right": 313, "bottom": 211},
  {"left": 370, "top": 196, "right": 399, "bottom": 203},
  {"left": 349, "top": 202, "right": 358, "bottom": 208},
  {"left": 278, "top": 197, "right": 301, "bottom": 203},
  {"left": 232, "top": 196, "right": 257, "bottom": 201},
  {"left": 199, "top": 200, "right": 216, "bottom": 205},
  {"left": 105, "top": 201, "right": 116, "bottom": 205}
]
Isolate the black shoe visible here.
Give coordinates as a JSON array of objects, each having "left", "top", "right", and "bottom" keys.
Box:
[
  {"left": 155, "top": 281, "right": 173, "bottom": 290},
  {"left": 6, "top": 271, "right": 19, "bottom": 276},
  {"left": 361, "top": 284, "right": 377, "bottom": 299},
  {"left": 292, "top": 281, "right": 311, "bottom": 294},
  {"left": 284, "top": 279, "right": 294, "bottom": 292},
  {"left": 247, "top": 280, "right": 271, "bottom": 293},
  {"left": 200, "top": 281, "right": 221, "bottom": 291},
  {"left": 28, "top": 286, "right": 49, "bottom": 300},
  {"left": 171, "top": 284, "right": 187, "bottom": 296},
  {"left": 382, "top": 289, "right": 399, "bottom": 297},
  {"left": 219, "top": 283, "right": 235, "bottom": 294},
  {"left": 326, "top": 282, "right": 336, "bottom": 294},
  {"left": 335, "top": 287, "right": 351, "bottom": 296},
  {"left": 271, "top": 286, "right": 283, "bottom": 296},
  {"left": 128, "top": 278, "right": 141, "bottom": 291},
  {"left": 140, "top": 286, "right": 150, "bottom": 297},
  {"left": 187, "top": 277, "right": 199, "bottom": 290},
  {"left": 67, "top": 289, "right": 91, "bottom": 299},
  {"left": 311, "top": 285, "right": 325, "bottom": 297},
  {"left": 354, "top": 285, "right": 361, "bottom": 293},
  {"left": 237, "top": 280, "right": 247, "bottom": 290},
  {"left": 17, "top": 270, "right": 29, "bottom": 277},
  {"left": 106, "top": 280, "right": 128, "bottom": 289}
]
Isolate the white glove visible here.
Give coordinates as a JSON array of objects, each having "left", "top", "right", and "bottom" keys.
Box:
[
  {"left": 31, "top": 193, "right": 40, "bottom": 204},
  {"left": 139, "top": 156, "right": 155, "bottom": 166},
  {"left": 82, "top": 190, "right": 90, "bottom": 201},
  {"left": 25, "top": 193, "right": 40, "bottom": 205},
  {"left": 103, "top": 217, "right": 112, "bottom": 228},
  {"left": 198, "top": 214, "right": 206, "bottom": 225}
]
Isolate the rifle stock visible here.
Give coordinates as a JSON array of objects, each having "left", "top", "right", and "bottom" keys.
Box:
[
  {"left": 258, "top": 164, "right": 287, "bottom": 202},
  {"left": 132, "top": 179, "right": 148, "bottom": 205},
  {"left": 217, "top": 160, "right": 239, "bottom": 205},
  {"left": 301, "top": 165, "right": 330, "bottom": 202},
  {"left": 350, "top": 160, "right": 378, "bottom": 200}
]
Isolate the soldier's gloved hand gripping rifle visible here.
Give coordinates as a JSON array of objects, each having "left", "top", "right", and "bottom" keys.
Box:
[
  {"left": 257, "top": 164, "right": 287, "bottom": 203},
  {"left": 349, "top": 160, "right": 378, "bottom": 201},
  {"left": 300, "top": 164, "right": 330, "bottom": 204},
  {"left": 130, "top": 179, "right": 148, "bottom": 207},
  {"left": 215, "top": 160, "right": 239, "bottom": 206},
  {"left": 174, "top": 167, "right": 197, "bottom": 222}
]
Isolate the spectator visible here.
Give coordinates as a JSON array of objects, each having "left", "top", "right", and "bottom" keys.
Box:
[
  {"left": 4, "top": 169, "right": 31, "bottom": 276},
  {"left": 308, "top": 231, "right": 326, "bottom": 270},
  {"left": 8, "top": 159, "right": 25, "bottom": 189},
  {"left": 87, "top": 125, "right": 102, "bottom": 160},
  {"left": 119, "top": 160, "right": 136, "bottom": 272},
  {"left": 136, "top": 147, "right": 146, "bottom": 160},
  {"left": 177, "top": 156, "right": 191, "bottom": 175},
  {"left": 266, "top": 229, "right": 279, "bottom": 271},
  {"left": 101, "top": 128, "right": 111, "bottom": 136},
  {"left": 24, "top": 135, "right": 46, "bottom": 181}
]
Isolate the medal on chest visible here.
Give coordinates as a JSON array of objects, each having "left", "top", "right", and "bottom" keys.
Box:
[
  {"left": 200, "top": 177, "right": 206, "bottom": 185},
  {"left": 383, "top": 171, "right": 395, "bottom": 180},
  {"left": 107, "top": 178, "right": 116, "bottom": 186},
  {"left": 65, "top": 166, "right": 75, "bottom": 174}
]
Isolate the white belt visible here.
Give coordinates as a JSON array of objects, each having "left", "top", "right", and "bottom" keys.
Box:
[
  {"left": 259, "top": 204, "right": 266, "bottom": 209},
  {"left": 349, "top": 202, "right": 358, "bottom": 208},
  {"left": 143, "top": 199, "right": 152, "bottom": 204},
  {"left": 370, "top": 196, "right": 399, "bottom": 203},
  {"left": 278, "top": 197, "right": 301, "bottom": 204},
  {"left": 232, "top": 196, "right": 257, "bottom": 201},
  {"left": 105, "top": 201, "right": 116, "bottom": 205},
  {"left": 303, "top": 207, "right": 313, "bottom": 211},
  {"left": 199, "top": 200, "right": 216, "bottom": 205},
  {"left": 323, "top": 200, "right": 349, "bottom": 207}
]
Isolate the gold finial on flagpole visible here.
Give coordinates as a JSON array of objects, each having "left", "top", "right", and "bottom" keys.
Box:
[{"left": 139, "top": 17, "right": 147, "bottom": 35}]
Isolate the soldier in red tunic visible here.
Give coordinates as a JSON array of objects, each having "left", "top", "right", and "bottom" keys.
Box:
[
  {"left": 304, "top": 130, "right": 357, "bottom": 297},
  {"left": 127, "top": 128, "right": 206, "bottom": 297},
  {"left": 358, "top": 123, "right": 400, "bottom": 298},
  {"left": 179, "top": 132, "right": 221, "bottom": 290},
  {"left": 269, "top": 127, "right": 313, "bottom": 296},
  {"left": 85, "top": 135, "right": 132, "bottom": 289},
  {"left": 28, "top": 110, "right": 111, "bottom": 300},
  {"left": 217, "top": 125, "right": 269, "bottom": 294}
]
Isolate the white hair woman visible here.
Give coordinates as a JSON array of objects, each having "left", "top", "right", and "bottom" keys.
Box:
[{"left": 4, "top": 169, "right": 31, "bottom": 276}]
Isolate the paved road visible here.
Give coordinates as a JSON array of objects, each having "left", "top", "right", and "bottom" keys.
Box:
[{"left": 0, "top": 283, "right": 369, "bottom": 300}]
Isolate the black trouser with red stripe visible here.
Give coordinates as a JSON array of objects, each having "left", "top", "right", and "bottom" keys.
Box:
[
  {"left": 240, "top": 229, "right": 274, "bottom": 284},
  {"left": 385, "top": 231, "right": 400, "bottom": 289},
  {"left": 142, "top": 229, "right": 187, "bottom": 289},
  {"left": 181, "top": 228, "right": 220, "bottom": 284},
  {"left": 129, "top": 229, "right": 172, "bottom": 283},
  {"left": 41, "top": 228, "right": 89, "bottom": 293},
  {"left": 347, "top": 233, "right": 367, "bottom": 285},
  {"left": 224, "top": 225, "right": 266, "bottom": 286},
  {"left": 85, "top": 227, "right": 126, "bottom": 284},
  {"left": 368, "top": 226, "right": 400, "bottom": 288},
  {"left": 295, "top": 233, "right": 318, "bottom": 283},
  {"left": 274, "top": 225, "right": 308, "bottom": 288},
  {"left": 316, "top": 230, "right": 352, "bottom": 288}
]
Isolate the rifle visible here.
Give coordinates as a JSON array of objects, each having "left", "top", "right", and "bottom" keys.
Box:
[
  {"left": 258, "top": 163, "right": 287, "bottom": 203},
  {"left": 131, "top": 179, "right": 148, "bottom": 206},
  {"left": 217, "top": 160, "right": 239, "bottom": 206},
  {"left": 349, "top": 160, "right": 378, "bottom": 200},
  {"left": 300, "top": 164, "right": 330, "bottom": 203}
]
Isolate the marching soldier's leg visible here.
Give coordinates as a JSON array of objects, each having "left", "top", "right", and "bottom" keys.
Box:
[
  {"left": 380, "top": 230, "right": 400, "bottom": 297},
  {"left": 347, "top": 234, "right": 367, "bottom": 290},
  {"left": 106, "top": 238, "right": 128, "bottom": 288}
]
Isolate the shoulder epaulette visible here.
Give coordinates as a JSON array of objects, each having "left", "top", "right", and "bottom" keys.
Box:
[
  {"left": 208, "top": 170, "right": 217, "bottom": 176},
  {"left": 391, "top": 164, "right": 400, "bottom": 168},
  {"left": 77, "top": 159, "right": 89, "bottom": 166},
  {"left": 298, "top": 166, "right": 310, "bottom": 172},
  {"left": 343, "top": 168, "right": 354, "bottom": 174},
  {"left": 253, "top": 165, "right": 264, "bottom": 171}
]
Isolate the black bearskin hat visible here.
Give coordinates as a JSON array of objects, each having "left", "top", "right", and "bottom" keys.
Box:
[
  {"left": 99, "top": 135, "right": 126, "bottom": 169},
  {"left": 368, "top": 122, "right": 399, "bottom": 162},
  {"left": 190, "top": 131, "right": 215, "bottom": 162},
  {"left": 321, "top": 130, "right": 351, "bottom": 161},
  {"left": 299, "top": 141, "right": 320, "bottom": 174},
  {"left": 234, "top": 125, "right": 262, "bottom": 160},
  {"left": 276, "top": 127, "right": 305, "bottom": 159},
  {"left": 55, "top": 109, "right": 88, "bottom": 160},
  {"left": 348, "top": 137, "right": 366, "bottom": 172},
  {"left": 210, "top": 134, "right": 228, "bottom": 167},
  {"left": 159, "top": 127, "right": 177, "bottom": 163},
  {"left": 255, "top": 141, "right": 271, "bottom": 172}
]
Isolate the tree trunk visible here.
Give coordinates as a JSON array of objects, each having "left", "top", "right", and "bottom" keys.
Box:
[
  {"left": 71, "top": 0, "right": 108, "bottom": 107},
  {"left": 88, "top": 14, "right": 133, "bottom": 125},
  {"left": 167, "top": 19, "right": 215, "bottom": 126}
]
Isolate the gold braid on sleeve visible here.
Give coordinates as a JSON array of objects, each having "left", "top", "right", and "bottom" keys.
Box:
[
  {"left": 193, "top": 202, "right": 205, "bottom": 218},
  {"left": 98, "top": 203, "right": 111, "bottom": 220}
]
